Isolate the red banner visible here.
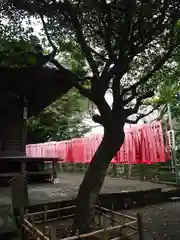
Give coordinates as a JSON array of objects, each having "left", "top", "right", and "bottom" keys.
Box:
[{"left": 26, "top": 121, "right": 170, "bottom": 164}]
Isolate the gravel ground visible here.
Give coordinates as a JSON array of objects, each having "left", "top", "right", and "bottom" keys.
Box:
[
  {"left": 11, "top": 201, "right": 180, "bottom": 240},
  {"left": 27, "top": 173, "right": 174, "bottom": 205},
  {"left": 122, "top": 200, "right": 180, "bottom": 240},
  {"left": 0, "top": 173, "right": 174, "bottom": 206},
  {"left": 0, "top": 173, "right": 178, "bottom": 239}
]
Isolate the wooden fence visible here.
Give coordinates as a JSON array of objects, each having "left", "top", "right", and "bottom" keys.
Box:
[
  {"left": 22, "top": 204, "right": 143, "bottom": 240},
  {"left": 52, "top": 162, "right": 176, "bottom": 184}
]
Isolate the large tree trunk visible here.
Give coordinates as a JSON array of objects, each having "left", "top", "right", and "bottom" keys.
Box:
[{"left": 72, "top": 123, "right": 125, "bottom": 234}]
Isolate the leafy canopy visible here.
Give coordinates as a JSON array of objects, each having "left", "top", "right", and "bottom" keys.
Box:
[
  {"left": 1, "top": 1, "right": 180, "bottom": 126},
  {"left": 27, "top": 89, "right": 90, "bottom": 143},
  {"left": 0, "top": 11, "right": 90, "bottom": 142}
]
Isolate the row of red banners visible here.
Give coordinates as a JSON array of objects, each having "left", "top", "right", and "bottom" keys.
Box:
[{"left": 26, "top": 121, "right": 170, "bottom": 164}]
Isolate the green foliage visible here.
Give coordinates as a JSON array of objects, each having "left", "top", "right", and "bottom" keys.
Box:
[
  {"left": 58, "top": 40, "right": 87, "bottom": 77},
  {"left": 1, "top": 2, "right": 180, "bottom": 132},
  {"left": 0, "top": 37, "right": 43, "bottom": 67},
  {"left": 150, "top": 51, "right": 180, "bottom": 156},
  {"left": 0, "top": 8, "right": 39, "bottom": 67},
  {"left": 27, "top": 89, "right": 90, "bottom": 143},
  {"left": 25, "top": 39, "right": 90, "bottom": 143},
  {"left": 144, "top": 50, "right": 180, "bottom": 108},
  {"left": 2, "top": 1, "right": 180, "bottom": 231},
  {"left": 0, "top": 15, "right": 90, "bottom": 143},
  {"left": 0, "top": 1, "right": 180, "bottom": 132},
  {"left": 1, "top": 1, "right": 180, "bottom": 118}
]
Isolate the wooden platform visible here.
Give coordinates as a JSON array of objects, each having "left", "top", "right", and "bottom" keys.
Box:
[
  {"left": 0, "top": 171, "right": 52, "bottom": 177},
  {"left": 0, "top": 157, "right": 60, "bottom": 185}
]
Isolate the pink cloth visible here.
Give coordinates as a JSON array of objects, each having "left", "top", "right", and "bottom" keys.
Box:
[{"left": 26, "top": 121, "right": 170, "bottom": 164}]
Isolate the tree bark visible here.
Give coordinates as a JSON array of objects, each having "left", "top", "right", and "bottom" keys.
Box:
[{"left": 72, "top": 122, "right": 125, "bottom": 234}]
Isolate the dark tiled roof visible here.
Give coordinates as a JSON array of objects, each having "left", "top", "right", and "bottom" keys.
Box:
[{"left": 0, "top": 66, "right": 73, "bottom": 117}]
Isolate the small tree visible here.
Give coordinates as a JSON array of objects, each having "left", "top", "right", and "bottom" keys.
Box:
[
  {"left": 27, "top": 89, "right": 90, "bottom": 143},
  {"left": 2, "top": 0, "right": 180, "bottom": 233}
]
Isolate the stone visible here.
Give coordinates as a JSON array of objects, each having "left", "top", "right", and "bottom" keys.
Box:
[{"left": 0, "top": 204, "right": 18, "bottom": 235}]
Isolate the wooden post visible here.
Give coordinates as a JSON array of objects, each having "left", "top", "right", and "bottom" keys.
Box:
[
  {"left": 30, "top": 215, "right": 36, "bottom": 238},
  {"left": 102, "top": 216, "right": 108, "bottom": 240},
  {"left": 83, "top": 163, "right": 86, "bottom": 173},
  {"left": 21, "top": 100, "right": 27, "bottom": 155},
  {"left": 50, "top": 227, "right": 57, "bottom": 240},
  {"left": 52, "top": 159, "right": 55, "bottom": 183},
  {"left": 20, "top": 99, "right": 27, "bottom": 184},
  {"left": 44, "top": 226, "right": 55, "bottom": 239},
  {"left": 97, "top": 200, "right": 101, "bottom": 228},
  {"left": 57, "top": 203, "right": 60, "bottom": 218},
  {"left": 19, "top": 207, "right": 24, "bottom": 240},
  {"left": 44, "top": 204, "right": 48, "bottom": 221},
  {"left": 20, "top": 159, "right": 27, "bottom": 239},
  {"left": 10, "top": 174, "right": 29, "bottom": 240},
  {"left": 111, "top": 204, "right": 115, "bottom": 227},
  {"left": 44, "top": 226, "right": 50, "bottom": 238},
  {"left": 137, "top": 212, "right": 144, "bottom": 240},
  {"left": 21, "top": 158, "right": 26, "bottom": 177}
]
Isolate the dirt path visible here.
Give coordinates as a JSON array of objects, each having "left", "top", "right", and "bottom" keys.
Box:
[{"left": 122, "top": 200, "right": 180, "bottom": 240}]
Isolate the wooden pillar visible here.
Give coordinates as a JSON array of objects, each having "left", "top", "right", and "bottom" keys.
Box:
[
  {"left": 21, "top": 99, "right": 27, "bottom": 155},
  {"left": 21, "top": 99, "right": 28, "bottom": 176},
  {"left": 0, "top": 95, "right": 27, "bottom": 174},
  {"left": 0, "top": 96, "right": 26, "bottom": 157},
  {"left": 52, "top": 159, "right": 58, "bottom": 182}
]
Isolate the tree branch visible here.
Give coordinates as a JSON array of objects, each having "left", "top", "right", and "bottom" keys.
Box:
[
  {"left": 112, "top": 75, "right": 123, "bottom": 113},
  {"left": 122, "top": 5, "right": 180, "bottom": 96},
  {"left": 9, "top": 0, "right": 64, "bottom": 15},
  {"left": 125, "top": 91, "right": 154, "bottom": 116},
  {"left": 126, "top": 106, "right": 158, "bottom": 124},
  {"left": 98, "top": 60, "right": 112, "bottom": 94},
  {"left": 118, "top": 1, "right": 135, "bottom": 58},
  {"left": 130, "top": 0, "right": 169, "bottom": 58},
  {"left": 100, "top": 0, "right": 113, "bottom": 59},
  {"left": 108, "top": 2, "right": 124, "bottom": 11},
  {"left": 123, "top": 88, "right": 136, "bottom": 105},
  {"left": 40, "top": 14, "right": 57, "bottom": 59},
  {"left": 90, "top": 49, "right": 109, "bottom": 62},
  {"left": 157, "top": 104, "right": 167, "bottom": 120},
  {"left": 64, "top": 0, "right": 99, "bottom": 78},
  {"left": 122, "top": 46, "right": 175, "bottom": 95},
  {"left": 50, "top": 59, "right": 93, "bottom": 100},
  {"left": 99, "top": 55, "right": 130, "bottom": 98},
  {"left": 91, "top": 98, "right": 112, "bottom": 127}
]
